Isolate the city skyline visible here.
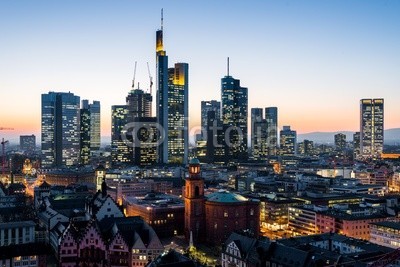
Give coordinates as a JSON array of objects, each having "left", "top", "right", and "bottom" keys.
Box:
[{"left": 1, "top": 1, "right": 400, "bottom": 143}]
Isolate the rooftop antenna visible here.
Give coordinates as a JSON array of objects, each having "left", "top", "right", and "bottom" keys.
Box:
[
  {"left": 227, "top": 57, "right": 230, "bottom": 76},
  {"left": 161, "top": 8, "right": 163, "bottom": 31},
  {"left": 132, "top": 61, "right": 137, "bottom": 89}
]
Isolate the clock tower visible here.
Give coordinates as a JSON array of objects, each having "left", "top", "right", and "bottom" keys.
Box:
[{"left": 184, "top": 158, "right": 205, "bottom": 243}]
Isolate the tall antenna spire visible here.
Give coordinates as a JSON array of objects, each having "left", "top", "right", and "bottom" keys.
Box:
[
  {"left": 132, "top": 61, "right": 137, "bottom": 89},
  {"left": 227, "top": 57, "right": 230, "bottom": 76},
  {"left": 161, "top": 8, "right": 163, "bottom": 31}
]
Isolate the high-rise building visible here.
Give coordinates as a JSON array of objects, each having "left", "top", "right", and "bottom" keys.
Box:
[
  {"left": 251, "top": 108, "right": 267, "bottom": 161},
  {"left": 221, "top": 60, "right": 248, "bottom": 162},
  {"left": 156, "top": 12, "right": 188, "bottom": 164},
  {"left": 265, "top": 107, "right": 278, "bottom": 156},
  {"left": 41, "top": 92, "right": 80, "bottom": 167},
  {"left": 80, "top": 100, "right": 91, "bottom": 165},
  {"left": 206, "top": 111, "right": 225, "bottom": 163},
  {"left": 360, "top": 99, "right": 384, "bottom": 158},
  {"left": 89, "top": 100, "right": 101, "bottom": 150},
  {"left": 280, "top": 126, "right": 297, "bottom": 156},
  {"left": 132, "top": 117, "right": 158, "bottom": 166},
  {"left": 20, "top": 135, "right": 36, "bottom": 152},
  {"left": 201, "top": 100, "right": 221, "bottom": 140},
  {"left": 167, "top": 63, "right": 189, "bottom": 164},
  {"left": 126, "top": 88, "right": 152, "bottom": 120},
  {"left": 353, "top": 132, "right": 361, "bottom": 158},
  {"left": 298, "top": 139, "right": 314, "bottom": 156},
  {"left": 334, "top": 133, "right": 347, "bottom": 152},
  {"left": 111, "top": 105, "right": 131, "bottom": 164}
]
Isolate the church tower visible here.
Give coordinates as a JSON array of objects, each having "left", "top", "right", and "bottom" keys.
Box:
[{"left": 184, "top": 158, "right": 205, "bottom": 243}]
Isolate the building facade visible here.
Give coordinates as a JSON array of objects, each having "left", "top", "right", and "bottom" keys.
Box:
[
  {"left": 201, "top": 100, "right": 221, "bottom": 140},
  {"left": 360, "top": 98, "right": 384, "bottom": 159},
  {"left": 20, "top": 135, "right": 36, "bottom": 152},
  {"left": 280, "top": 126, "right": 297, "bottom": 156},
  {"left": 41, "top": 92, "right": 80, "bottom": 167},
  {"left": 221, "top": 70, "right": 248, "bottom": 162},
  {"left": 265, "top": 107, "right": 278, "bottom": 156}
]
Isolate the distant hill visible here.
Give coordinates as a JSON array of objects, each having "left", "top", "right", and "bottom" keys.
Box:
[{"left": 298, "top": 128, "right": 400, "bottom": 144}]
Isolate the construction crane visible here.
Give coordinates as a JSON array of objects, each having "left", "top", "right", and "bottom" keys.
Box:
[
  {"left": 147, "top": 62, "right": 153, "bottom": 95},
  {"left": 132, "top": 61, "right": 137, "bottom": 89},
  {"left": 1, "top": 138, "right": 9, "bottom": 177}
]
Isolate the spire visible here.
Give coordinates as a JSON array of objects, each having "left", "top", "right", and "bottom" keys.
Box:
[
  {"left": 161, "top": 8, "right": 164, "bottom": 31},
  {"left": 227, "top": 57, "right": 230, "bottom": 76},
  {"left": 132, "top": 61, "right": 137, "bottom": 89},
  {"left": 189, "top": 230, "right": 194, "bottom": 248}
]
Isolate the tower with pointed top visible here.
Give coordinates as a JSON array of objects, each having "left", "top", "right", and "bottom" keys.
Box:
[
  {"left": 221, "top": 58, "right": 248, "bottom": 162},
  {"left": 184, "top": 158, "right": 205, "bottom": 243},
  {"left": 156, "top": 9, "right": 189, "bottom": 164}
]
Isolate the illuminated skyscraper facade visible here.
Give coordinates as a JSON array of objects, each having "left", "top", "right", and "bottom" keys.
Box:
[
  {"left": 111, "top": 105, "right": 131, "bottom": 164},
  {"left": 41, "top": 92, "right": 80, "bottom": 167},
  {"left": 126, "top": 88, "right": 152, "bottom": 120},
  {"left": 89, "top": 100, "right": 101, "bottom": 150},
  {"left": 80, "top": 100, "right": 91, "bottom": 165},
  {"left": 167, "top": 63, "right": 189, "bottom": 164},
  {"left": 221, "top": 73, "right": 248, "bottom": 162},
  {"left": 251, "top": 108, "right": 267, "bottom": 161},
  {"left": 334, "top": 133, "right": 347, "bottom": 151},
  {"left": 360, "top": 99, "right": 384, "bottom": 159},
  {"left": 201, "top": 100, "right": 221, "bottom": 140},
  {"left": 265, "top": 107, "right": 278, "bottom": 156},
  {"left": 280, "top": 126, "right": 297, "bottom": 156},
  {"left": 156, "top": 13, "right": 189, "bottom": 164}
]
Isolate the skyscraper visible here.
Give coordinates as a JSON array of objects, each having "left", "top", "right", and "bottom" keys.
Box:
[
  {"left": 20, "top": 135, "right": 36, "bottom": 152},
  {"left": 80, "top": 100, "right": 91, "bottom": 165},
  {"left": 156, "top": 11, "right": 189, "bottom": 164},
  {"left": 126, "top": 88, "right": 152, "bottom": 120},
  {"left": 89, "top": 100, "right": 101, "bottom": 150},
  {"left": 265, "top": 107, "right": 278, "bottom": 156},
  {"left": 156, "top": 11, "right": 169, "bottom": 164},
  {"left": 360, "top": 99, "right": 384, "bottom": 159},
  {"left": 280, "top": 126, "right": 297, "bottom": 156},
  {"left": 167, "top": 63, "right": 189, "bottom": 164},
  {"left": 41, "top": 92, "right": 80, "bottom": 167},
  {"left": 221, "top": 59, "right": 248, "bottom": 162},
  {"left": 201, "top": 100, "right": 221, "bottom": 140},
  {"left": 334, "top": 133, "right": 347, "bottom": 152},
  {"left": 111, "top": 105, "right": 131, "bottom": 164},
  {"left": 251, "top": 108, "right": 267, "bottom": 161}
]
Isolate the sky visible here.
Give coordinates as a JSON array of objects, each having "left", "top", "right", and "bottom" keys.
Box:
[{"left": 1, "top": 0, "right": 400, "bottom": 144}]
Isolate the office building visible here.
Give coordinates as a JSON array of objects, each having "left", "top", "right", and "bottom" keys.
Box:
[
  {"left": 206, "top": 110, "right": 225, "bottom": 163},
  {"left": 280, "top": 126, "right": 297, "bottom": 156},
  {"left": 89, "top": 100, "right": 101, "bottom": 150},
  {"left": 20, "top": 135, "right": 36, "bottom": 152},
  {"left": 80, "top": 100, "right": 91, "bottom": 165},
  {"left": 111, "top": 105, "right": 131, "bottom": 164},
  {"left": 132, "top": 117, "right": 158, "bottom": 166},
  {"left": 353, "top": 131, "right": 361, "bottom": 158},
  {"left": 167, "top": 63, "right": 189, "bottom": 164},
  {"left": 360, "top": 99, "right": 384, "bottom": 159},
  {"left": 265, "top": 107, "right": 278, "bottom": 156},
  {"left": 334, "top": 133, "right": 347, "bottom": 151},
  {"left": 126, "top": 88, "right": 152, "bottom": 120},
  {"left": 298, "top": 139, "right": 314, "bottom": 156},
  {"left": 156, "top": 14, "right": 189, "bottom": 164},
  {"left": 201, "top": 100, "right": 220, "bottom": 140},
  {"left": 41, "top": 92, "right": 80, "bottom": 167},
  {"left": 221, "top": 60, "right": 248, "bottom": 162},
  {"left": 251, "top": 108, "right": 267, "bottom": 161}
]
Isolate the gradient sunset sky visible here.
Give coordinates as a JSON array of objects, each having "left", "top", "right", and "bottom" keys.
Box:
[{"left": 1, "top": 0, "right": 399, "bottom": 143}]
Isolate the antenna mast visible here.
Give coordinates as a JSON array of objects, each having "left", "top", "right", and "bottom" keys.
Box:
[
  {"left": 132, "top": 61, "right": 137, "bottom": 89},
  {"left": 227, "top": 57, "right": 230, "bottom": 76},
  {"left": 161, "top": 8, "right": 164, "bottom": 30}
]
